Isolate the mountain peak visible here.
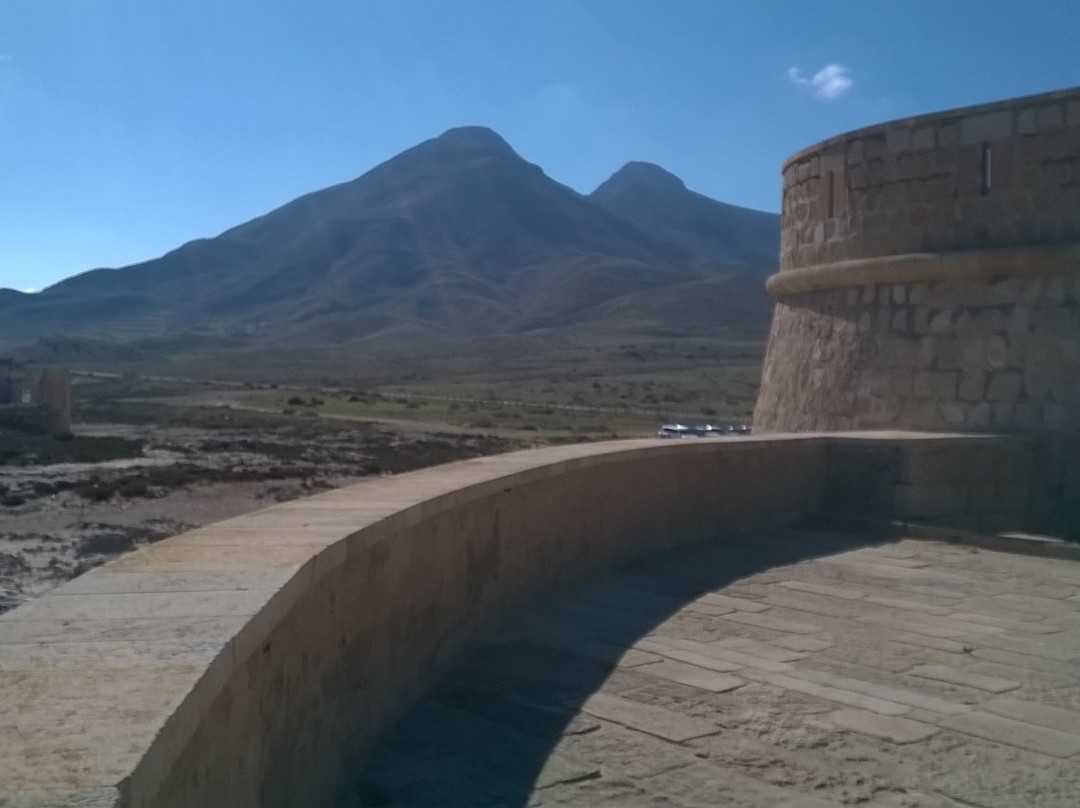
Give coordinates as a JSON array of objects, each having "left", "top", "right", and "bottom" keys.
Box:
[
  {"left": 431, "top": 126, "right": 515, "bottom": 153},
  {"left": 594, "top": 162, "right": 688, "bottom": 196}
]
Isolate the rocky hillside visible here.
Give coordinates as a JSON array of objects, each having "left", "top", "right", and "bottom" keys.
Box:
[{"left": 0, "top": 128, "right": 779, "bottom": 350}]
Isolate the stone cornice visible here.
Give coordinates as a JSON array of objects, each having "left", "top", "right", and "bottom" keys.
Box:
[{"left": 766, "top": 243, "right": 1080, "bottom": 299}]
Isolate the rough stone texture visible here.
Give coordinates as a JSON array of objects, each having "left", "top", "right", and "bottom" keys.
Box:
[
  {"left": 778, "top": 87, "right": 1080, "bottom": 270},
  {"left": 755, "top": 275, "right": 1080, "bottom": 436},
  {"left": 756, "top": 88, "right": 1080, "bottom": 538}
]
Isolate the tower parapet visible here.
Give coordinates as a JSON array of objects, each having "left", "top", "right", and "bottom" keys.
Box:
[
  {"left": 754, "top": 87, "right": 1080, "bottom": 535},
  {"left": 755, "top": 87, "right": 1080, "bottom": 436}
]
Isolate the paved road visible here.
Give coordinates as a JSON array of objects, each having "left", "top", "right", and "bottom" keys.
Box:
[{"left": 348, "top": 529, "right": 1080, "bottom": 807}]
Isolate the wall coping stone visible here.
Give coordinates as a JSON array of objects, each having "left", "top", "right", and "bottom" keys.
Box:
[
  {"left": 766, "top": 243, "right": 1080, "bottom": 298},
  {"left": 781, "top": 85, "right": 1080, "bottom": 172}
]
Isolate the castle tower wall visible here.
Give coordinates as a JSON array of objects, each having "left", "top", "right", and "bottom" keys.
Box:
[{"left": 754, "top": 87, "right": 1080, "bottom": 436}]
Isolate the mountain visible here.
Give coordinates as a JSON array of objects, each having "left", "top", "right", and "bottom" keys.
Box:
[
  {"left": 0, "top": 129, "right": 778, "bottom": 350},
  {"left": 590, "top": 162, "right": 779, "bottom": 272}
]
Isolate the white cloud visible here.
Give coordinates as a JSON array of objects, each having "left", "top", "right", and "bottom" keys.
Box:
[{"left": 787, "top": 64, "right": 853, "bottom": 100}]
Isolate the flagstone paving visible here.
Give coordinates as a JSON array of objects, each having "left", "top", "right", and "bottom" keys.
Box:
[{"left": 350, "top": 530, "right": 1080, "bottom": 807}]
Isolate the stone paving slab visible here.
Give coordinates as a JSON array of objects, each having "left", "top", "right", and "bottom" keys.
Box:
[
  {"left": 353, "top": 530, "right": 1080, "bottom": 807},
  {"left": 0, "top": 788, "right": 119, "bottom": 808},
  {"left": 638, "top": 636, "right": 793, "bottom": 674},
  {"left": 948, "top": 611, "right": 1063, "bottom": 633},
  {"left": 719, "top": 610, "right": 823, "bottom": 635},
  {"left": 633, "top": 638, "right": 746, "bottom": 673},
  {"left": 910, "top": 664, "right": 1021, "bottom": 693},
  {"left": 940, "top": 711, "right": 1080, "bottom": 758},
  {"left": 577, "top": 693, "right": 722, "bottom": 742},
  {"left": 982, "top": 696, "right": 1080, "bottom": 733},
  {"left": 824, "top": 707, "right": 940, "bottom": 743},
  {"left": 634, "top": 660, "right": 746, "bottom": 693}
]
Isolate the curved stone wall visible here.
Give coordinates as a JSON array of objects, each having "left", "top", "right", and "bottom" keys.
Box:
[
  {"left": 779, "top": 87, "right": 1080, "bottom": 270},
  {"left": 1, "top": 433, "right": 1032, "bottom": 807},
  {"left": 0, "top": 438, "right": 828, "bottom": 807},
  {"left": 755, "top": 87, "right": 1080, "bottom": 437}
]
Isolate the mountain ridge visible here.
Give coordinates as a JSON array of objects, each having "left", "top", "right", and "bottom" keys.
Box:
[{"left": 0, "top": 127, "right": 778, "bottom": 351}]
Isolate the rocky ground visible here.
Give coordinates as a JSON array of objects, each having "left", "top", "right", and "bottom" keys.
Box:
[{"left": 0, "top": 416, "right": 520, "bottom": 615}]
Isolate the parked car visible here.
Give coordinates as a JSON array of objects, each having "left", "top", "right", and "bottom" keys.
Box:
[{"left": 657, "top": 424, "right": 692, "bottom": 438}]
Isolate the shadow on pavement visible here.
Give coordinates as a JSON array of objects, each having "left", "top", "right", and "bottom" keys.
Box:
[{"left": 337, "top": 527, "right": 880, "bottom": 807}]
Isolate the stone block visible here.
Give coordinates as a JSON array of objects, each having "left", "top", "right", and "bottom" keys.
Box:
[
  {"left": 825, "top": 708, "right": 939, "bottom": 743},
  {"left": 1005, "top": 307, "right": 1031, "bottom": 335},
  {"left": 891, "top": 309, "right": 909, "bottom": 332},
  {"left": 968, "top": 483, "right": 997, "bottom": 512},
  {"left": 941, "top": 402, "right": 967, "bottom": 427},
  {"left": 1043, "top": 276, "right": 1067, "bottom": 303},
  {"left": 579, "top": 693, "right": 720, "bottom": 742},
  {"left": 992, "top": 402, "right": 1016, "bottom": 429},
  {"left": 996, "top": 482, "right": 1029, "bottom": 512},
  {"left": 940, "top": 711, "right": 1080, "bottom": 758},
  {"left": 954, "top": 309, "right": 976, "bottom": 337},
  {"left": 986, "top": 278, "right": 1022, "bottom": 305},
  {"left": 909, "top": 283, "right": 930, "bottom": 305},
  {"left": 910, "top": 664, "right": 1020, "bottom": 693},
  {"left": 987, "top": 371, "right": 1023, "bottom": 401},
  {"left": 1036, "top": 103, "right": 1065, "bottom": 130},
  {"left": 886, "top": 127, "right": 912, "bottom": 154},
  {"left": 929, "top": 310, "right": 953, "bottom": 334},
  {"left": 846, "top": 138, "right": 864, "bottom": 166},
  {"left": 1043, "top": 404, "right": 1068, "bottom": 431},
  {"left": 1014, "top": 402, "right": 1042, "bottom": 430},
  {"left": 935, "top": 337, "right": 963, "bottom": 370},
  {"left": 1018, "top": 108, "right": 1037, "bottom": 135},
  {"left": 911, "top": 127, "right": 935, "bottom": 152},
  {"left": 888, "top": 369, "right": 915, "bottom": 396},
  {"left": 960, "top": 110, "right": 1013, "bottom": 143},
  {"left": 956, "top": 281, "right": 987, "bottom": 307},
  {"left": 898, "top": 483, "right": 968, "bottom": 519},
  {"left": 984, "top": 697, "right": 1080, "bottom": 734},
  {"left": 937, "top": 121, "right": 960, "bottom": 148},
  {"left": 958, "top": 371, "right": 987, "bottom": 402},
  {"left": 959, "top": 338, "right": 987, "bottom": 370},
  {"left": 1019, "top": 279, "right": 1043, "bottom": 306},
  {"left": 913, "top": 307, "right": 931, "bottom": 335},
  {"left": 968, "top": 401, "right": 992, "bottom": 429},
  {"left": 892, "top": 284, "right": 907, "bottom": 305},
  {"left": 917, "top": 370, "right": 958, "bottom": 399}
]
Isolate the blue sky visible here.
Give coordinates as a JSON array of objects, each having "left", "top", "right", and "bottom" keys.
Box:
[{"left": 1, "top": 1, "right": 1077, "bottom": 292}]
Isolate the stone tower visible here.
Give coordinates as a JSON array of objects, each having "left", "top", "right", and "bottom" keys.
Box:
[{"left": 753, "top": 87, "right": 1080, "bottom": 532}]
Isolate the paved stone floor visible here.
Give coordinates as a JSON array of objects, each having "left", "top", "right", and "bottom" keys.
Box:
[{"left": 347, "top": 529, "right": 1080, "bottom": 807}]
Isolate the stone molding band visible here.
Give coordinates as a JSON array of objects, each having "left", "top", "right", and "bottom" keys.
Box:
[{"left": 766, "top": 243, "right": 1080, "bottom": 299}]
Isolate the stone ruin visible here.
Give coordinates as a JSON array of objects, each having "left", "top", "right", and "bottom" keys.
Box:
[{"left": 0, "top": 359, "right": 73, "bottom": 438}]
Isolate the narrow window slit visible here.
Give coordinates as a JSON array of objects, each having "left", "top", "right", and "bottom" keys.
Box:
[{"left": 980, "top": 144, "right": 992, "bottom": 195}]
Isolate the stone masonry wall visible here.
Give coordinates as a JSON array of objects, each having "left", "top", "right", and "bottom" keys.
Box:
[
  {"left": 780, "top": 87, "right": 1080, "bottom": 271},
  {"left": 757, "top": 87, "right": 1080, "bottom": 535},
  {"left": 755, "top": 273, "right": 1080, "bottom": 434}
]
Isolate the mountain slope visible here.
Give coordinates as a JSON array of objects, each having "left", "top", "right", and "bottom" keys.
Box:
[
  {"left": 0, "top": 129, "right": 778, "bottom": 349},
  {"left": 590, "top": 161, "right": 779, "bottom": 272}
]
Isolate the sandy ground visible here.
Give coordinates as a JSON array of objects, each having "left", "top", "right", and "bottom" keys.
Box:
[{"left": 0, "top": 419, "right": 518, "bottom": 614}]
